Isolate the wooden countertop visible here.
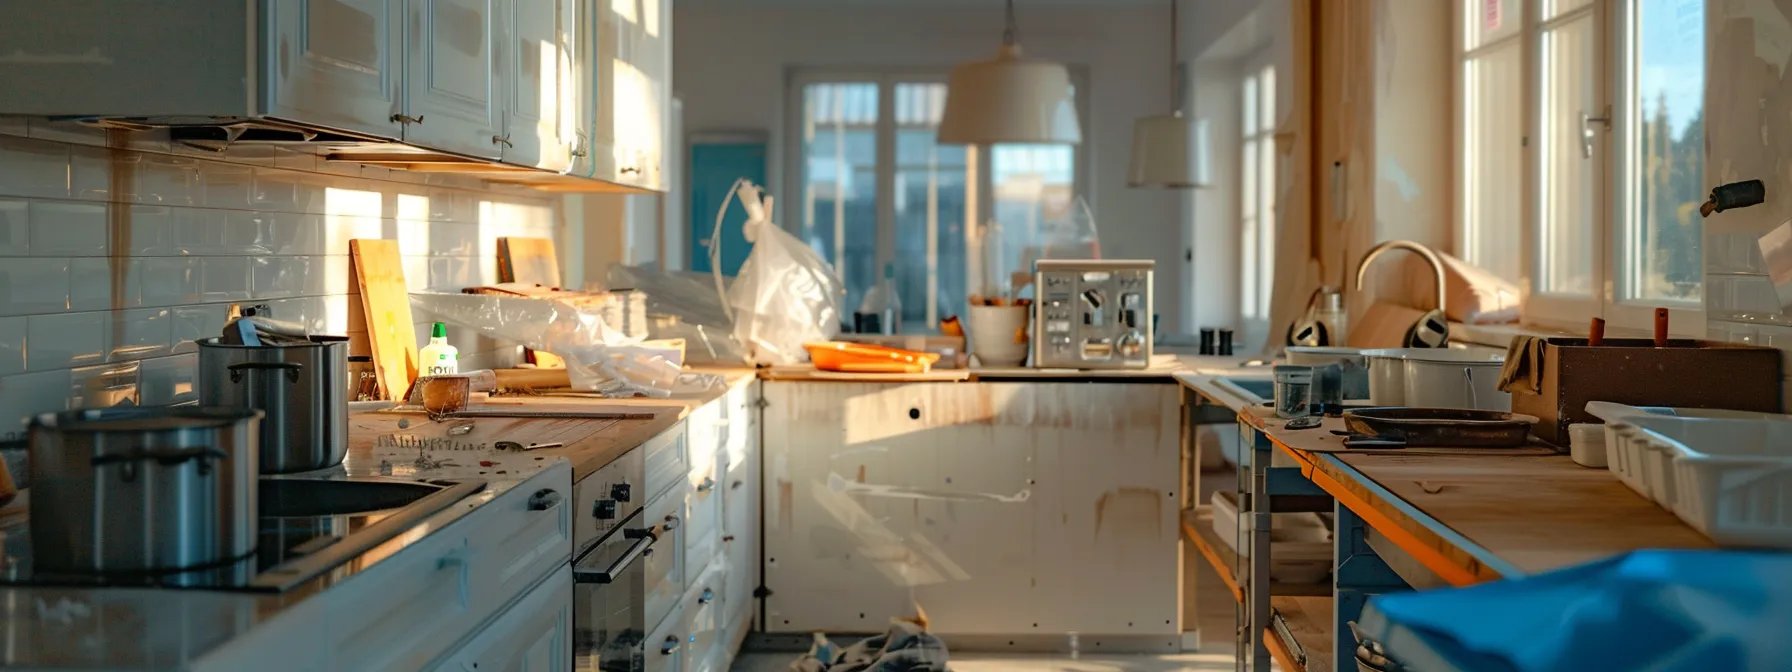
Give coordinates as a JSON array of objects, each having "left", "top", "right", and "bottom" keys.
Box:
[
  {"left": 1235, "top": 406, "right": 1715, "bottom": 585},
  {"left": 354, "top": 367, "right": 757, "bottom": 481},
  {"left": 758, "top": 354, "right": 1256, "bottom": 383}
]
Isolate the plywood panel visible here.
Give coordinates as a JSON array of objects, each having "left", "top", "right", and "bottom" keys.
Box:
[
  {"left": 497, "top": 237, "right": 562, "bottom": 286},
  {"left": 351, "top": 238, "right": 418, "bottom": 401},
  {"left": 761, "top": 380, "right": 1180, "bottom": 637}
]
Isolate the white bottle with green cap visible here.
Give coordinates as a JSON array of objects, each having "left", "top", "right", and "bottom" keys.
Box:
[{"left": 419, "top": 322, "right": 459, "bottom": 375}]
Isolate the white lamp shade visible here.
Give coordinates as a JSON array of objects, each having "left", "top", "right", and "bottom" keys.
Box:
[
  {"left": 1128, "top": 114, "right": 1210, "bottom": 188},
  {"left": 938, "top": 44, "right": 1081, "bottom": 145}
]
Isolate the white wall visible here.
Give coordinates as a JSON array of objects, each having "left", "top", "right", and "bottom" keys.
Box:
[{"left": 673, "top": 4, "right": 1188, "bottom": 327}]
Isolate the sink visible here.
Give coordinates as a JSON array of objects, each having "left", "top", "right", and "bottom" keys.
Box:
[
  {"left": 260, "top": 478, "right": 444, "bottom": 518},
  {"left": 1215, "top": 377, "right": 1274, "bottom": 404}
]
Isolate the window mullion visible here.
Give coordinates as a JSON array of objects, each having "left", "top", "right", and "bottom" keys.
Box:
[{"left": 875, "top": 78, "right": 898, "bottom": 278}]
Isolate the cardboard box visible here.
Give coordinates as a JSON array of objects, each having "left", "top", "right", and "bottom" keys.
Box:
[{"left": 1511, "top": 338, "right": 1783, "bottom": 445}]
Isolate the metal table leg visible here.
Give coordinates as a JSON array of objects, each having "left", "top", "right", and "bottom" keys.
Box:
[
  {"left": 1248, "top": 423, "right": 1272, "bottom": 672},
  {"left": 1332, "top": 503, "right": 1410, "bottom": 671}
]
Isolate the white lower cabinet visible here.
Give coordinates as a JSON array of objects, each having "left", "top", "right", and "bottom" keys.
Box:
[
  {"left": 644, "top": 594, "right": 686, "bottom": 672},
  {"left": 683, "top": 561, "right": 729, "bottom": 672},
  {"left": 432, "top": 567, "right": 573, "bottom": 671}
]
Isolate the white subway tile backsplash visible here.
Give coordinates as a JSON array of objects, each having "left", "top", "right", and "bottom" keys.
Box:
[
  {"left": 112, "top": 308, "right": 172, "bottom": 361},
  {"left": 28, "top": 201, "right": 108, "bottom": 256},
  {"left": 139, "top": 257, "right": 201, "bottom": 307},
  {"left": 0, "top": 199, "right": 26, "bottom": 255},
  {"left": 139, "top": 353, "right": 198, "bottom": 406},
  {"left": 0, "top": 258, "right": 70, "bottom": 316},
  {"left": 1755, "top": 324, "right": 1792, "bottom": 373},
  {"left": 0, "top": 130, "right": 558, "bottom": 416},
  {"left": 0, "top": 317, "right": 23, "bottom": 376},
  {"left": 202, "top": 163, "right": 254, "bottom": 210},
  {"left": 0, "top": 370, "right": 72, "bottom": 432},
  {"left": 1733, "top": 276, "right": 1781, "bottom": 314},
  {"left": 200, "top": 257, "right": 252, "bottom": 302},
  {"left": 1707, "top": 232, "right": 1766, "bottom": 274},
  {"left": 69, "top": 257, "right": 133, "bottom": 311},
  {"left": 69, "top": 360, "right": 140, "bottom": 409},
  {"left": 27, "top": 311, "right": 107, "bottom": 370},
  {"left": 0, "top": 135, "right": 68, "bottom": 199},
  {"left": 171, "top": 304, "right": 229, "bottom": 353}
]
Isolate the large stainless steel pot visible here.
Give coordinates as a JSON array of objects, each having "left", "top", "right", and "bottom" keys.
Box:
[
  {"left": 28, "top": 406, "right": 261, "bottom": 583},
  {"left": 198, "top": 336, "right": 349, "bottom": 474}
]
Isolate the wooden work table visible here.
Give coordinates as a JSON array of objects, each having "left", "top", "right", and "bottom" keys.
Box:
[{"left": 1236, "top": 406, "right": 1715, "bottom": 585}]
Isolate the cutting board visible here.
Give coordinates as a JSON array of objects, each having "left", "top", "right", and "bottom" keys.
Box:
[
  {"left": 352, "top": 239, "right": 418, "bottom": 401},
  {"left": 498, "top": 237, "right": 561, "bottom": 286}
]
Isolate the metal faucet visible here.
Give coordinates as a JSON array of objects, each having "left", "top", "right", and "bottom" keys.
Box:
[{"left": 1354, "top": 240, "right": 1447, "bottom": 314}]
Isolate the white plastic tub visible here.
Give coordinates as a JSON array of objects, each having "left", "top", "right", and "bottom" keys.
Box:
[{"left": 1585, "top": 401, "right": 1792, "bottom": 547}]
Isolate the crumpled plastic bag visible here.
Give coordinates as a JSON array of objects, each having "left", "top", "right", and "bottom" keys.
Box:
[
  {"left": 607, "top": 263, "right": 749, "bottom": 365},
  {"left": 409, "top": 292, "right": 721, "bottom": 398},
  {"left": 720, "top": 180, "right": 845, "bottom": 365}
]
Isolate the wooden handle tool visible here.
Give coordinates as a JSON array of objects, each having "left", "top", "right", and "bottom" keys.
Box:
[
  {"left": 1588, "top": 317, "right": 1606, "bottom": 346},
  {"left": 1653, "top": 308, "right": 1669, "bottom": 347}
]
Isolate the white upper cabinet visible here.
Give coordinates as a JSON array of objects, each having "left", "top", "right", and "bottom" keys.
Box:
[
  {"left": 405, "top": 0, "right": 505, "bottom": 159},
  {"left": 264, "top": 0, "right": 406, "bottom": 140},
  {"left": 504, "top": 0, "right": 580, "bottom": 171},
  {"left": 594, "top": 0, "right": 670, "bottom": 190}
]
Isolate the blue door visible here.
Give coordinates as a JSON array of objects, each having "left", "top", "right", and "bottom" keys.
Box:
[{"left": 689, "top": 141, "right": 767, "bottom": 276}]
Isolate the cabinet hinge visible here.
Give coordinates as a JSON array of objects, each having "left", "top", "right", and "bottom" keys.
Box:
[{"left": 753, "top": 585, "right": 774, "bottom": 598}]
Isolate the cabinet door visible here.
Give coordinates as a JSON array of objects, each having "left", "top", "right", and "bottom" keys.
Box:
[
  {"left": 721, "top": 384, "right": 760, "bottom": 637},
  {"left": 405, "top": 0, "right": 504, "bottom": 158},
  {"left": 585, "top": 0, "right": 620, "bottom": 181},
  {"left": 431, "top": 567, "right": 573, "bottom": 672},
  {"left": 264, "top": 0, "right": 405, "bottom": 139},
  {"left": 503, "top": 0, "right": 576, "bottom": 170}
]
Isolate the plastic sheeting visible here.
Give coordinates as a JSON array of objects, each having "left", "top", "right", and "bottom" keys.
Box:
[
  {"left": 409, "top": 292, "right": 721, "bottom": 398},
  {"left": 607, "top": 264, "right": 750, "bottom": 365},
  {"left": 723, "top": 182, "right": 844, "bottom": 365},
  {"left": 1356, "top": 550, "right": 1792, "bottom": 672}
]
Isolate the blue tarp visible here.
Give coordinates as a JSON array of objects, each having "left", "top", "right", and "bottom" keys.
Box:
[{"left": 1356, "top": 550, "right": 1792, "bottom": 672}]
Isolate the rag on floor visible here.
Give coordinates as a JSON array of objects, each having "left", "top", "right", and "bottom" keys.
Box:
[{"left": 789, "top": 620, "right": 949, "bottom": 672}]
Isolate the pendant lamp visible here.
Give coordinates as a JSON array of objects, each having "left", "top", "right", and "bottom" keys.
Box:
[
  {"left": 1128, "top": 0, "right": 1211, "bottom": 188},
  {"left": 937, "top": 0, "right": 1081, "bottom": 145}
]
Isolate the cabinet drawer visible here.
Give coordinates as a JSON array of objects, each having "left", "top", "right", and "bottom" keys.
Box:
[
  {"left": 643, "top": 423, "right": 689, "bottom": 504},
  {"left": 429, "top": 566, "right": 572, "bottom": 671},
  {"left": 643, "top": 484, "right": 687, "bottom": 633},
  {"left": 323, "top": 520, "right": 477, "bottom": 671},
  {"left": 470, "top": 463, "right": 575, "bottom": 613},
  {"left": 684, "top": 460, "right": 723, "bottom": 582},
  {"left": 682, "top": 561, "right": 728, "bottom": 672},
  {"left": 644, "top": 597, "right": 685, "bottom": 672}
]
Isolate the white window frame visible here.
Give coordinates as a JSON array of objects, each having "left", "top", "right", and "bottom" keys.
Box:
[
  {"left": 1455, "top": 0, "right": 1704, "bottom": 336},
  {"left": 782, "top": 68, "right": 1092, "bottom": 328},
  {"left": 1239, "top": 59, "right": 1277, "bottom": 325}
]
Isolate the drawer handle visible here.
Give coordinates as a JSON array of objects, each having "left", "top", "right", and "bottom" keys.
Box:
[
  {"left": 573, "top": 533, "right": 655, "bottom": 584},
  {"left": 698, "top": 588, "right": 715, "bottom": 604},
  {"left": 731, "top": 480, "right": 744, "bottom": 491},
  {"left": 528, "top": 488, "right": 563, "bottom": 512},
  {"left": 390, "top": 113, "right": 425, "bottom": 125},
  {"left": 660, "top": 636, "right": 680, "bottom": 655},
  {"left": 662, "top": 515, "right": 680, "bottom": 532},
  {"left": 697, "top": 477, "right": 716, "bottom": 493}
]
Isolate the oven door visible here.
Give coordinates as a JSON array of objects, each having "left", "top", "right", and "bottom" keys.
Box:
[{"left": 573, "top": 508, "right": 657, "bottom": 672}]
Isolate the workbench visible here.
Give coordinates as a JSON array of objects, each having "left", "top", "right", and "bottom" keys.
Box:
[{"left": 1178, "top": 375, "right": 1717, "bottom": 672}]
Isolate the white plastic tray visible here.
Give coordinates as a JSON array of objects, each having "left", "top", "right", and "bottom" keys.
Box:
[
  {"left": 1210, "top": 491, "right": 1332, "bottom": 584},
  {"left": 1585, "top": 401, "right": 1792, "bottom": 547}
]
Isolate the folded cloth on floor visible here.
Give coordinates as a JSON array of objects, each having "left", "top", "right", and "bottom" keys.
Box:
[
  {"left": 1498, "top": 335, "right": 1545, "bottom": 395},
  {"left": 789, "top": 620, "right": 948, "bottom": 672}
]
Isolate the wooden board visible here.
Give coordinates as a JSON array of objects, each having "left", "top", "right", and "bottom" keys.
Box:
[
  {"left": 1241, "top": 408, "right": 1557, "bottom": 456},
  {"left": 1267, "top": 595, "right": 1333, "bottom": 672},
  {"left": 347, "top": 399, "right": 684, "bottom": 481},
  {"left": 496, "top": 237, "right": 561, "bottom": 286},
  {"left": 351, "top": 239, "right": 418, "bottom": 401}
]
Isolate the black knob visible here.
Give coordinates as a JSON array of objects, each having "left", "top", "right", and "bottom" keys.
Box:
[
  {"left": 611, "top": 483, "right": 632, "bottom": 502},
  {"left": 699, "top": 588, "right": 714, "bottom": 604},
  {"left": 527, "top": 489, "right": 562, "bottom": 511},
  {"left": 592, "top": 499, "right": 618, "bottom": 520}
]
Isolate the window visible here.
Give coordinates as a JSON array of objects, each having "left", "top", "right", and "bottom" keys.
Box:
[
  {"left": 1240, "top": 65, "right": 1277, "bottom": 322},
  {"left": 792, "top": 73, "right": 1085, "bottom": 331},
  {"left": 1455, "top": 0, "right": 1703, "bottom": 331}
]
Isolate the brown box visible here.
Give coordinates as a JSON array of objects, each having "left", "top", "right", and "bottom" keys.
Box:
[{"left": 1512, "top": 338, "right": 1783, "bottom": 445}]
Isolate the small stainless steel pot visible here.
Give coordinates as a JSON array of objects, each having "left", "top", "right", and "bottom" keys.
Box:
[
  {"left": 198, "top": 336, "right": 349, "bottom": 474},
  {"left": 28, "top": 406, "right": 261, "bottom": 583}
]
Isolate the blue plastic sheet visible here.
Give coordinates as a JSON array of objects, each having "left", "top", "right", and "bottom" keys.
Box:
[{"left": 1356, "top": 550, "right": 1792, "bottom": 672}]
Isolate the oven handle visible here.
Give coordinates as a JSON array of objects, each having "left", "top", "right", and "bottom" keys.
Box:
[{"left": 573, "top": 532, "right": 657, "bottom": 584}]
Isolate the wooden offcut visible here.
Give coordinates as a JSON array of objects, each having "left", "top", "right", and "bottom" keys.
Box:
[
  {"left": 351, "top": 239, "right": 419, "bottom": 401},
  {"left": 497, "top": 237, "right": 562, "bottom": 286},
  {"left": 1510, "top": 338, "right": 1783, "bottom": 444}
]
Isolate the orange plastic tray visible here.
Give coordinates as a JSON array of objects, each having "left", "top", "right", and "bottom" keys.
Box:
[{"left": 803, "top": 341, "right": 941, "bottom": 373}]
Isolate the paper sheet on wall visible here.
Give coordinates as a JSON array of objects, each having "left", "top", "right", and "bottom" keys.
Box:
[{"left": 1756, "top": 219, "right": 1792, "bottom": 313}]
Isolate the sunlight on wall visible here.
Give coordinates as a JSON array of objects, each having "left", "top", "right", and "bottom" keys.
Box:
[
  {"left": 611, "top": 0, "right": 637, "bottom": 25},
  {"left": 325, "top": 187, "right": 386, "bottom": 333},
  {"left": 642, "top": 0, "right": 659, "bottom": 38}
]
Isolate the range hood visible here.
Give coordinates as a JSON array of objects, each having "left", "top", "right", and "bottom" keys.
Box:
[{"left": 60, "top": 116, "right": 650, "bottom": 194}]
